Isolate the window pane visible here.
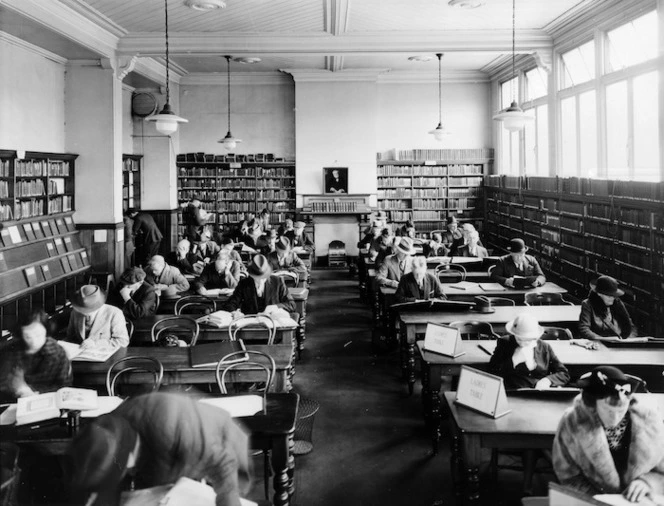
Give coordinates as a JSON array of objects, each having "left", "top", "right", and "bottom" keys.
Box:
[
  {"left": 501, "top": 77, "right": 518, "bottom": 109},
  {"left": 633, "top": 71, "right": 660, "bottom": 181},
  {"left": 561, "top": 41, "right": 595, "bottom": 89},
  {"left": 500, "top": 129, "right": 512, "bottom": 174},
  {"left": 526, "top": 67, "right": 548, "bottom": 101},
  {"left": 510, "top": 131, "right": 520, "bottom": 175},
  {"left": 524, "top": 115, "right": 536, "bottom": 174},
  {"left": 606, "top": 80, "right": 629, "bottom": 179},
  {"left": 560, "top": 97, "right": 577, "bottom": 176},
  {"left": 579, "top": 90, "right": 597, "bottom": 177},
  {"left": 607, "top": 11, "right": 658, "bottom": 72},
  {"left": 536, "top": 105, "right": 549, "bottom": 176}
]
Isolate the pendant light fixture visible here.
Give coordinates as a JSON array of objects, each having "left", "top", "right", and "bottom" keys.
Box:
[
  {"left": 493, "top": 0, "right": 533, "bottom": 132},
  {"left": 428, "top": 53, "right": 451, "bottom": 141},
  {"left": 146, "top": 0, "right": 188, "bottom": 136},
  {"left": 219, "top": 55, "right": 242, "bottom": 150}
]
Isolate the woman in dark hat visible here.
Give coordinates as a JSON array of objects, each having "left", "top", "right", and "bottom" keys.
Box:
[
  {"left": 579, "top": 276, "right": 636, "bottom": 341},
  {"left": 553, "top": 366, "right": 664, "bottom": 500}
]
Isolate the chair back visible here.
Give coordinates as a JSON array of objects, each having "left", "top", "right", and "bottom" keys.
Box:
[
  {"left": 275, "top": 270, "right": 299, "bottom": 288},
  {"left": 524, "top": 292, "right": 573, "bottom": 306},
  {"left": 448, "top": 320, "right": 499, "bottom": 340},
  {"left": 216, "top": 350, "right": 276, "bottom": 403},
  {"left": 625, "top": 373, "right": 649, "bottom": 394},
  {"left": 174, "top": 295, "right": 217, "bottom": 315},
  {"left": 435, "top": 263, "right": 467, "bottom": 283},
  {"left": 126, "top": 320, "right": 135, "bottom": 339},
  {"left": 105, "top": 356, "right": 164, "bottom": 396},
  {"left": 151, "top": 316, "right": 200, "bottom": 346},
  {"left": 228, "top": 314, "right": 277, "bottom": 344},
  {"left": 484, "top": 297, "right": 515, "bottom": 307},
  {"left": 487, "top": 264, "right": 496, "bottom": 277},
  {"left": 540, "top": 326, "right": 574, "bottom": 340}
]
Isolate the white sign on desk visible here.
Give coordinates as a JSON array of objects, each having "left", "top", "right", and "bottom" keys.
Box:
[
  {"left": 455, "top": 366, "right": 511, "bottom": 418},
  {"left": 423, "top": 323, "right": 465, "bottom": 358}
]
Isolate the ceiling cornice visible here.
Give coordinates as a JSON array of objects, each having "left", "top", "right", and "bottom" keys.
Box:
[
  {"left": 324, "top": 0, "right": 351, "bottom": 36},
  {"left": 117, "top": 30, "right": 552, "bottom": 56},
  {"left": 378, "top": 70, "right": 489, "bottom": 84},
  {"left": 181, "top": 72, "right": 292, "bottom": 86},
  {"left": 57, "top": 0, "right": 127, "bottom": 38},
  {"left": 0, "top": 30, "right": 68, "bottom": 65},
  {"left": 1, "top": 0, "right": 119, "bottom": 59},
  {"left": 281, "top": 69, "right": 391, "bottom": 83}
]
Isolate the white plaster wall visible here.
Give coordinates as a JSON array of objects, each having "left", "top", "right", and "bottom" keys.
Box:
[
  {"left": 178, "top": 82, "right": 295, "bottom": 159},
  {"left": 376, "top": 81, "right": 492, "bottom": 153},
  {"left": 0, "top": 37, "right": 65, "bottom": 152}
]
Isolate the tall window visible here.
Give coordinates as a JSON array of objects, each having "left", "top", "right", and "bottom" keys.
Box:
[
  {"left": 500, "top": 77, "right": 520, "bottom": 174},
  {"left": 561, "top": 40, "right": 595, "bottom": 89},
  {"left": 606, "top": 11, "right": 657, "bottom": 72},
  {"left": 525, "top": 67, "right": 548, "bottom": 101},
  {"left": 524, "top": 105, "right": 548, "bottom": 176}
]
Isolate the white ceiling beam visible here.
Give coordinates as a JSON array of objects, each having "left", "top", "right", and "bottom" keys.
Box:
[
  {"left": 323, "top": 0, "right": 351, "bottom": 36},
  {"left": 281, "top": 68, "right": 391, "bottom": 83},
  {"left": 325, "top": 55, "right": 345, "bottom": 72}
]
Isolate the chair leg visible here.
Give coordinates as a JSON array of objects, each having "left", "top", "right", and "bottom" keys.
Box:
[
  {"left": 264, "top": 451, "right": 270, "bottom": 500},
  {"left": 490, "top": 449, "right": 498, "bottom": 486},
  {"left": 522, "top": 449, "right": 537, "bottom": 495}
]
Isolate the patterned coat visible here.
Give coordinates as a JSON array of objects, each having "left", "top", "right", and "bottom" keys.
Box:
[{"left": 67, "top": 304, "right": 130, "bottom": 348}]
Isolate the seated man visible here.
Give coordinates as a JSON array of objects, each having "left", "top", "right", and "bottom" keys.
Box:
[
  {"left": 395, "top": 256, "right": 446, "bottom": 303},
  {"left": 241, "top": 224, "right": 262, "bottom": 250},
  {"left": 491, "top": 238, "right": 546, "bottom": 288},
  {"left": 285, "top": 221, "right": 315, "bottom": 253},
  {"left": 442, "top": 216, "right": 463, "bottom": 250},
  {"left": 193, "top": 250, "right": 242, "bottom": 296},
  {"left": 425, "top": 232, "right": 448, "bottom": 257},
  {"left": 372, "top": 228, "right": 394, "bottom": 265},
  {"left": 166, "top": 238, "right": 198, "bottom": 275},
  {"left": 358, "top": 223, "right": 381, "bottom": 251},
  {"left": 107, "top": 267, "right": 159, "bottom": 321},
  {"left": 220, "top": 236, "right": 246, "bottom": 270},
  {"left": 277, "top": 218, "right": 295, "bottom": 237},
  {"left": 456, "top": 230, "right": 488, "bottom": 258},
  {"left": 267, "top": 237, "right": 308, "bottom": 282},
  {"left": 376, "top": 237, "right": 415, "bottom": 288},
  {"left": 191, "top": 229, "right": 221, "bottom": 265},
  {"left": 67, "top": 285, "right": 129, "bottom": 348},
  {"left": 222, "top": 254, "right": 295, "bottom": 317},
  {"left": 145, "top": 255, "right": 190, "bottom": 294},
  {"left": 69, "top": 392, "right": 251, "bottom": 506},
  {"left": 256, "top": 228, "right": 278, "bottom": 256},
  {"left": 0, "top": 308, "right": 72, "bottom": 402}
]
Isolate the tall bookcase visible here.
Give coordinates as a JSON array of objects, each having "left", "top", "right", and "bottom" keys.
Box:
[
  {"left": 0, "top": 150, "right": 90, "bottom": 334},
  {"left": 122, "top": 154, "right": 142, "bottom": 211},
  {"left": 376, "top": 149, "right": 493, "bottom": 237},
  {"left": 484, "top": 175, "right": 664, "bottom": 335},
  {"left": 176, "top": 153, "right": 296, "bottom": 236}
]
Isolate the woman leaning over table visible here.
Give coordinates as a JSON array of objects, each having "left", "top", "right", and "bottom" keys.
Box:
[
  {"left": 553, "top": 366, "right": 664, "bottom": 502},
  {"left": 579, "top": 276, "right": 637, "bottom": 341},
  {"left": 0, "top": 308, "right": 71, "bottom": 402}
]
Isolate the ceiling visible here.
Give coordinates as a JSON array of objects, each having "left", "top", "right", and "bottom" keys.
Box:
[{"left": 4, "top": 0, "right": 594, "bottom": 79}]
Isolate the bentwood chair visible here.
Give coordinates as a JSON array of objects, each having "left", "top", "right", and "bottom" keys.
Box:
[
  {"left": 540, "top": 327, "right": 574, "bottom": 340},
  {"left": 150, "top": 316, "right": 200, "bottom": 346},
  {"left": 435, "top": 263, "right": 467, "bottom": 283},
  {"left": 484, "top": 297, "right": 516, "bottom": 307},
  {"left": 448, "top": 320, "right": 500, "bottom": 340},
  {"left": 174, "top": 295, "right": 217, "bottom": 315},
  {"left": 126, "top": 319, "right": 135, "bottom": 340},
  {"left": 105, "top": 356, "right": 164, "bottom": 396},
  {"left": 274, "top": 270, "right": 299, "bottom": 289},
  {"left": 216, "top": 350, "right": 276, "bottom": 499},
  {"left": 228, "top": 314, "right": 276, "bottom": 345},
  {"left": 524, "top": 292, "right": 574, "bottom": 306}
]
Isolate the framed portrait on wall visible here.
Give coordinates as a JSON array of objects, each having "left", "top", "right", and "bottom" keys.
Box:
[{"left": 323, "top": 167, "right": 348, "bottom": 194}]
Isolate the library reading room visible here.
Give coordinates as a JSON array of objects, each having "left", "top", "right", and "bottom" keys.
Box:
[{"left": 1, "top": 1, "right": 663, "bottom": 505}]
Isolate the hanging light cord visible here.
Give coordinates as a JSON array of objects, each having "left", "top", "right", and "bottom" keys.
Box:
[
  {"left": 437, "top": 53, "right": 442, "bottom": 125},
  {"left": 511, "top": 0, "right": 516, "bottom": 102},
  {"left": 164, "top": 0, "right": 170, "bottom": 104},
  {"left": 226, "top": 56, "right": 231, "bottom": 132}
]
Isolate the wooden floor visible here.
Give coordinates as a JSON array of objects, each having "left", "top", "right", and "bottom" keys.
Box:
[{"left": 249, "top": 269, "right": 550, "bottom": 506}]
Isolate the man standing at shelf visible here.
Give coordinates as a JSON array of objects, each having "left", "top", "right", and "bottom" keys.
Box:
[
  {"left": 491, "top": 238, "right": 546, "bottom": 288},
  {"left": 129, "top": 209, "right": 163, "bottom": 267},
  {"left": 325, "top": 168, "right": 347, "bottom": 194}
]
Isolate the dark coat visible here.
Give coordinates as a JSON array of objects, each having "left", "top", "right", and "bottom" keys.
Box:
[
  {"left": 285, "top": 230, "right": 314, "bottom": 252},
  {"left": 490, "top": 254, "right": 545, "bottom": 286},
  {"left": 579, "top": 292, "right": 636, "bottom": 340},
  {"left": 112, "top": 393, "right": 251, "bottom": 506},
  {"left": 553, "top": 396, "right": 664, "bottom": 495},
  {"left": 132, "top": 213, "right": 163, "bottom": 244},
  {"left": 266, "top": 251, "right": 307, "bottom": 278},
  {"left": 488, "top": 336, "right": 570, "bottom": 390},
  {"left": 395, "top": 272, "right": 446, "bottom": 303},
  {"left": 192, "top": 261, "right": 242, "bottom": 291},
  {"left": 107, "top": 282, "right": 158, "bottom": 321},
  {"left": 221, "top": 275, "right": 295, "bottom": 314},
  {"left": 425, "top": 242, "right": 448, "bottom": 257}
]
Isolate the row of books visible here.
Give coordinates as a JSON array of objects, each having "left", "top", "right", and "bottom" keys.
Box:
[
  {"left": 377, "top": 177, "right": 411, "bottom": 187},
  {"left": 48, "top": 178, "right": 65, "bottom": 194},
  {"left": 448, "top": 165, "right": 484, "bottom": 175},
  {"left": 412, "top": 199, "right": 446, "bottom": 209},
  {"left": 378, "top": 189, "right": 412, "bottom": 198},
  {"left": 310, "top": 201, "right": 358, "bottom": 213},
  {"left": 0, "top": 216, "right": 76, "bottom": 247},
  {"left": 178, "top": 153, "right": 283, "bottom": 163},
  {"left": 378, "top": 200, "right": 410, "bottom": 210},
  {"left": 16, "top": 160, "right": 70, "bottom": 177},
  {"left": 448, "top": 187, "right": 481, "bottom": 197},
  {"left": 217, "top": 202, "right": 254, "bottom": 212},
  {"left": 218, "top": 190, "right": 255, "bottom": 200},
  {"left": 448, "top": 198, "right": 477, "bottom": 209},
  {"left": 449, "top": 177, "right": 483, "bottom": 186},
  {"left": 123, "top": 159, "right": 140, "bottom": 172},
  {"left": 257, "top": 190, "right": 294, "bottom": 199},
  {"left": 48, "top": 196, "right": 73, "bottom": 214},
  {"left": 378, "top": 165, "right": 448, "bottom": 176},
  {"left": 0, "top": 160, "right": 9, "bottom": 177},
  {"left": 16, "top": 199, "right": 44, "bottom": 220},
  {"left": 256, "top": 180, "right": 293, "bottom": 189},
  {"left": 122, "top": 188, "right": 136, "bottom": 199},
  {"left": 0, "top": 181, "right": 9, "bottom": 198},
  {"left": 411, "top": 177, "right": 443, "bottom": 187},
  {"left": 179, "top": 177, "right": 217, "bottom": 187},
  {"left": 178, "top": 190, "right": 216, "bottom": 201},
  {"left": 15, "top": 179, "right": 45, "bottom": 197},
  {"left": 0, "top": 204, "right": 12, "bottom": 221},
  {"left": 376, "top": 148, "right": 494, "bottom": 161},
  {"left": 413, "top": 210, "right": 444, "bottom": 221}
]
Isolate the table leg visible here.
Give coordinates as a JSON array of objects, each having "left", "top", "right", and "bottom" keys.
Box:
[
  {"left": 428, "top": 365, "right": 443, "bottom": 454},
  {"left": 400, "top": 324, "right": 408, "bottom": 381},
  {"left": 462, "top": 433, "right": 482, "bottom": 505},
  {"left": 407, "top": 333, "right": 416, "bottom": 396},
  {"left": 373, "top": 288, "right": 382, "bottom": 329},
  {"left": 421, "top": 360, "right": 431, "bottom": 421},
  {"left": 450, "top": 430, "right": 464, "bottom": 503},
  {"left": 298, "top": 311, "right": 306, "bottom": 358},
  {"left": 287, "top": 433, "right": 296, "bottom": 497},
  {"left": 272, "top": 435, "right": 291, "bottom": 506}
]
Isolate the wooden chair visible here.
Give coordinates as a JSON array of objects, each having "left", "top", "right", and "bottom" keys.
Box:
[
  {"left": 216, "top": 350, "right": 276, "bottom": 499},
  {"left": 126, "top": 320, "right": 135, "bottom": 340},
  {"left": 274, "top": 270, "right": 299, "bottom": 288},
  {"left": 0, "top": 443, "right": 20, "bottom": 506},
  {"left": 524, "top": 292, "right": 574, "bottom": 306},
  {"left": 88, "top": 272, "right": 115, "bottom": 293},
  {"left": 435, "top": 263, "right": 467, "bottom": 283},
  {"left": 228, "top": 314, "right": 276, "bottom": 345},
  {"left": 487, "top": 264, "right": 496, "bottom": 277},
  {"left": 150, "top": 316, "right": 200, "bottom": 346},
  {"left": 540, "top": 326, "right": 573, "bottom": 340},
  {"left": 174, "top": 295, "right": 217, "bottom": 315},
  {"left": 484, "top": 297, "right": 515, "bottom": 307},
  {"left": 105, "top": 356, "right": 164, "bottom": 396},
  {"left": 448, "top": 320, "right": 500, "bottom": 340}
]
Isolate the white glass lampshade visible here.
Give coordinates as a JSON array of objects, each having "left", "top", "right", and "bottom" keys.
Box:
[
  {"left": 219, "top": 131, "right": 242, "bottom": 150},
  {"left": 145, "top": 104, "right": 188, "bottom": 136},
  {"left": 493, "top": 101, "right": 533, "bottom": 132},
  {"left": 428, "top": 123, "right": 451, "bottom": 141}
]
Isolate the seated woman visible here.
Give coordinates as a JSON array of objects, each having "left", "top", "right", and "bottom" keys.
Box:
[
  {"left": 395, "top": 256, "right": 446, "bottom": 303},
  {"left": 456, "top": 230, "right": 488, "bottom": 258},
  {"left": 67, "top": 285, "right": 129, "bottom": 349},
  {"left": 425, "top": 232, "right": 449, "bottom": 257},
  {"left": 193, "top": 250, "right": 242, "bottom": 296},
  {"left": 107, "top": 267, "right": 158, "bottom": 321},
  {"left": 0, "top": 308, "right": 72, "bottom": 402},
  {"left": 489, "top": 314, "right": 570, "bottom": 390},
  {"left": 553, "top": 366, "right": 664, "bottom": 500},
  {"left": 579, "top": 276, "right": 637, "bottom": 341}
]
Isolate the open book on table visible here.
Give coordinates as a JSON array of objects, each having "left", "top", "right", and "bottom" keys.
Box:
[
  {"left": 16, "top": 387, "right": 98, "bottom": 425},
  {"left": 57, "top": 340, "right": 119, "bottom": 362}
]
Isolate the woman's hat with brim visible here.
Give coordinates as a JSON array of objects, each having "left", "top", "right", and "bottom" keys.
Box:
[
  {"left": 590, "top": 275, "right": 624, "bottom": 297},
  {"left": 396, "top": 237, "right": 416, "bottom": 255},
  {"left": 248, "top": 254, "right": 272, "bottom": 278},
  {"left": 72, "top": 285, "right": 106, "bottom": 314},
  {"left": 505, "top": 314, "right": 543, "bottom": 340},
  {"left": 577, "top": 366, "right": 637, "bottom": 398},
  {"left": 507, "top": 238, "right": 528, "bottom": 253}
]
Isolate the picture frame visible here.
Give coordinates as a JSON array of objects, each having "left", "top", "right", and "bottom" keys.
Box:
[{"left": 323, "top": 167, "right": 348, "bottom": 194}]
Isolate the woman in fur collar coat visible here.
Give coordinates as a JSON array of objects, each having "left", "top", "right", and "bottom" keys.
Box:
[{"left": 553, "top": 366, "right": 664, "bottom": 502}]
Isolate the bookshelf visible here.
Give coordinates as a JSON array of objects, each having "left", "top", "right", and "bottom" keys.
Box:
[
  {"left": 376, "top": 149, "right": 493, "bottom": 237},
  {"left": 176, "top": 153, "right": 296, "bottom": 236},
  {"left": 122, "top": 154, "right": 142, "bottom": 211},
  {"left": 484, "top": 175, "right": 664, "bottom": 335}
]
